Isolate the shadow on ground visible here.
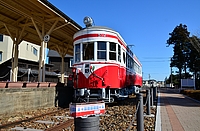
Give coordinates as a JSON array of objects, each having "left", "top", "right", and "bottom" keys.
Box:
[
  {"left": 158, "top": 88, "right": 200, "bottom": 107},
  {"left": 55, "top": 82, "right": 74, "bottom": 108}
]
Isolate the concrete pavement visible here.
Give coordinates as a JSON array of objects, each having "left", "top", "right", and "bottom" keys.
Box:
[{"left": 156, "top": 88, "right": 200, "bottom": 131}]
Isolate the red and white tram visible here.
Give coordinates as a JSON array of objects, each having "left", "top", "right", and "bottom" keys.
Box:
[{"left": 72, "top": 17, "right": 142, "bottom": 102}]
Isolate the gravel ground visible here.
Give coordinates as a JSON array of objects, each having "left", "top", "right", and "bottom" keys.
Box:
[
  {"left": 100, "top": 95, "right": 156, "bottom": 131},
  {"left": 0, "top": 93, "right": 157, "bottom": 131}
]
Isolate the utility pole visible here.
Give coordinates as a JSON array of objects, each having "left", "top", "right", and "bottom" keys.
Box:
[
  {"left": 171, "top": 66, "right": 173, "bottom": 88},
  {"left": 148, "top": 74, "right": 151, "bottom": 87}
]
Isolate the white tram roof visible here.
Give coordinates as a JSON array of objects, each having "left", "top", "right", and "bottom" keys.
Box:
[
  {"left": 74, "top": 26, "right": 126, "bottom": 45},
  {"left": 73, "top": 26, "right": 142, "bottom": 67}
]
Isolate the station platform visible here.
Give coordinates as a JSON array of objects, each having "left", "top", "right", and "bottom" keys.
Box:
[{"left": 156, "top": 88, "right": 200, "bottom": 131}]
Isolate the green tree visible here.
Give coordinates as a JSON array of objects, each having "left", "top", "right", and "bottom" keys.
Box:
[
  {"left": 167, "top": 24, "right": 190, "bottom": 87},
  {"left": 188, "top": 36, "right": 200, "bottom": 89},
  {"left": 166, "top": 74, "right": 180, "bottom": 86}
]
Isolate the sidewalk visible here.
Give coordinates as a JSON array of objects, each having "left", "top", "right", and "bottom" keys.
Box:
[{"left": 156, "top": 88, "right": 200, "bottom": 131}]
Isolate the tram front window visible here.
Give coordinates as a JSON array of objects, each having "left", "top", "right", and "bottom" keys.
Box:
[
  {"left": 75, "top": 44, "right": 80, "bottom": 62},
  {"left": 109, "top": 42, "right": 116, "bottom": 60},
  {"left": 83, "top": 42, "right": 94, "bottom": 60},
  {"left": 97, "top": 41, "right": 106, "bottom": 60}
]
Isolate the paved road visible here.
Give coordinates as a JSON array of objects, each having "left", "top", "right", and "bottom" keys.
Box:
[{"left": 156, "top": 88, "right": 200, "bottom": 131}]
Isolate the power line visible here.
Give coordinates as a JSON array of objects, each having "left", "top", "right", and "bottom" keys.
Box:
[
  {"left": 140, "top": 60, "right": 170, "bottom": 62},
  {"left": 142, "top": 57, "right": 171, "bottom": 59}
]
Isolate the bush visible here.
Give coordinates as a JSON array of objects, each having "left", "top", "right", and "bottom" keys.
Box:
[{"left": 180, "top": 90, "right": 200, "bottom": 101}]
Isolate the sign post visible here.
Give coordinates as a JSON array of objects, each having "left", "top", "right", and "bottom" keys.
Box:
[{"left": 70, "top": 101, "right": 105, "bottom": 131}]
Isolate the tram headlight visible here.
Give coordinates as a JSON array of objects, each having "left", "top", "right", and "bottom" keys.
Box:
[{"left": 83, "top": 16, "right": 93, "bottom": 27}]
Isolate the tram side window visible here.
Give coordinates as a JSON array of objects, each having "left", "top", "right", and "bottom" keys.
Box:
[
  {"left": 123, "top": 50, "right": 126, "bottom": 64},
  {"left": 132, "top": 60, "right": 134, "bottom": 69},
  {"left": 134, "top": 61, "right": 136, "bottom": 72},
  {"left": 118, "top": 44, "right": 121, "bottom": 62},
  {"left": 128, "top": 56, "right": 131, "bottom": 68},
  {"left": 130, "top": 58, "right": 133, "bottom": 70},
  {"left": 75, "top": 44, "right": 80, "bottom": 62},
  {"left": 126, "top": 54, "right": 128, "bottom": 67},
  {"left": 134, "top": 61, "right": 139, "bottom": 73},
  {"left": 83, "top": 42, "right": 94, "bottom": 60},
  {"left": 126, "top": 55, "right": 131, "bottom": 68},
  {"left": 97, "top": 41, "right": 106, "bottom": 60},
  {"left": 138, "top": 67, "right": 141, "bottom": 74},
  {"left": 109, "top": 42, "right": 116, "bottom": 60}
]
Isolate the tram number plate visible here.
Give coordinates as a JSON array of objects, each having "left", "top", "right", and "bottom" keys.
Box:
[{"left": 98, "top": 34, "right": 106, "bottom": 37}]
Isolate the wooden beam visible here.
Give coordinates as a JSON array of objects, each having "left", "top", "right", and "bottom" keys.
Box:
[
  {"left": 45, "top": 17, "right": 63, "bottom": 22},
  {"left": 47, "top": 19, "right": 59, "bottom": 35},
  {"left": 17, "top": 18, "right": 28, "bottom": 44},
  {"left": 31, "top": 12, "right": 52, "bottom": 18},
  {"left": 3, "top": 23, "right": 14, "bottom": 41},
  {"left": 31, "top": 17, "right": 43, "bottom": 41},
  {"left": 53, "top": 22, "right": 69, "bottom": 32},
  {"left": 0, "top": 0, "right": 29, "bottom": 17},
  {"left": 29, "top": 0, "right": 56, "bottom": 16}
]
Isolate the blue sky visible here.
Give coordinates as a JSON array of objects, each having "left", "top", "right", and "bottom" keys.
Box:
[{"left": 49, "top": 0, "right": 200, "bottom": 81}]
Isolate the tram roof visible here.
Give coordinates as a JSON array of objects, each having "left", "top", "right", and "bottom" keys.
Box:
[
  {"left": 82, "top": 26, "right": 115, "bottom": 31},
  {"left": 79, "top": 26, "right": 126, "bottom": 44},
  {"left": 80, "top": 26, "right": 142, "bottom": 66},
  {"left": 0, "top": 0, "right": 82, "bottom": 56}
]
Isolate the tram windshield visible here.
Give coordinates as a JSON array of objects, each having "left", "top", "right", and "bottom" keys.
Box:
[{"left": 83, "top": 42, "right": 94, "bottom": 60}]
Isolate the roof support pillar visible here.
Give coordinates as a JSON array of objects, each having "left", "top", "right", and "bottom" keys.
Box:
[
  {"left": 12, "top": 42, "right": 19, "bottom": 82},
  {"left": 12, "top": 22, "right": 27, "bottom": 81},
  {"left": 4, "top": 24, "right": 24, "bottom": 82},
  {"left": 38, "top": 41, "right": 45, "bottom": 82},
  {"left": 32, "top": 18, "right": 59, "bottom": 82},
  {"left": 60, "top": 55, "right": 65, "bottom": 83},
  {"left": 42, "top": 42, "right": 48, "bottom": 82},
  {"left": 31, "top": 18, "right": 45, "bottom": 82}
]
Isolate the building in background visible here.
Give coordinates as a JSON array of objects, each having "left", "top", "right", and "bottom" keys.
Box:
[
  {"left": 0, "top": 34, "right": 58, "bottom": 82},
  {"left": 143, "top": 79, "right": 165, "bottom": 87},
  {"left": 0, "top": 35, "right": 40, "bottom": 64},
  {"left": 47, "top": 50, "right": 73, "bottom": 83}
]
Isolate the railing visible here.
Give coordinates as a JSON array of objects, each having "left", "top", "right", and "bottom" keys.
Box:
[{"left": 126, "top": 86, "right": 157, "bottom": 131}]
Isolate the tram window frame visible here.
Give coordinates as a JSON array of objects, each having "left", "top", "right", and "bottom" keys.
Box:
[
  {"left": 118, "top": 44, "right": 121, "bottom": 62},
  {"left": 138, "top": 67, "right": 141, "bottom": 74},
  {"left": 127, "top": 54, "right": 131, "bottom": 69},
  {"left": 82, "top": 42, "right": 94, "bottom": 60},
  {"left": 131, "top": 58, "right": 133, "bottom": 70},
  {"left": 75, "top": 43, "right": 80, "bottom": 62},
  {"left": 128, "top": 55, "right": 131, "bottom": 68},
  {"left": 122, "top": 50, "right": 126, "bottom": 64},
  {"left": 134, "top": 61, "right": 139, "bottom": 73},
  {"left": 126, "top": 54, "right": 128, "bottom": 67},
  {"left": 97, "top": 41, "right": 107, "bottom": 60},
  {"left": 109, "top": 42, "right": 116, "bottom": 60}
]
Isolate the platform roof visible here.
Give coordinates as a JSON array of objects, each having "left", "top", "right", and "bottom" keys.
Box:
[{"left": 0, "top": 0, "right": 82, "bottom": 56}]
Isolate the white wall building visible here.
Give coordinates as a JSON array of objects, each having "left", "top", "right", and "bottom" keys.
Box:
[{"left": 0, "top": 34, "right": 40, "bottom": 64}]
